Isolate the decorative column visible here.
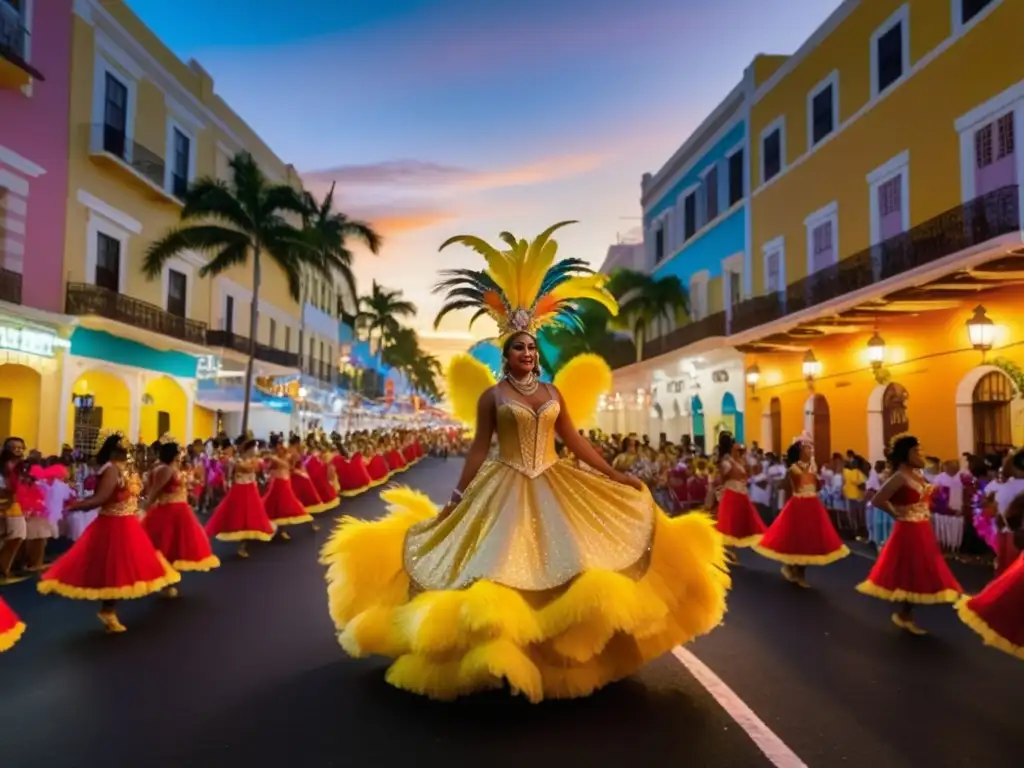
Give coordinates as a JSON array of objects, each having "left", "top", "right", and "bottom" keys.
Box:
[
  {"left": 183, "top": 378, "right": 195, "bottom": 443},
  {"left": 126, "top": 371, "right": 143, "bottom": 445}
]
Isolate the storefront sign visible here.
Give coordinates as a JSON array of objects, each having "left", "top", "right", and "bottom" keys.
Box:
[
  {"left": 196, "top": 355, "right": 222, "bottom": 380},
  {"left": 0, "top": 324, "right": 63, "bottom": 358}
]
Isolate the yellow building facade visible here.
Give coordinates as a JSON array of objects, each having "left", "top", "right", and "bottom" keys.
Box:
[
  {"left": 739, "top": 0, "right": 1024, "bottom": 462},
  {"left": 58, "top": 0, "right": 308, "bottom": 451}
]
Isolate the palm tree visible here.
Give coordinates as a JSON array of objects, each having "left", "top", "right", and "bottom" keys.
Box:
[
  {"left": 380, "top": 327, "right": 441, "bottom": 401},
  {"left": 606, "top": 269, "right": 689, "bottom": 361},
  {"left": 301, "top": 182, "right": 382, "bottom": 314},
  {"left": 144, "top": 151, "right": 335, "bottom": 435},
  {"left": 356, "top": 281, "right": 417, "bottom": 356}
]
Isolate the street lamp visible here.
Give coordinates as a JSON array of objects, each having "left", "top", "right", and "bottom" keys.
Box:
[
  {"left": 745, "top": 363, "right": 761, "bottom": 401},
  {"left": 866, "top": 331, "right": 889, "bottom": 384},
  {"left": 966, "top": 305, "right": 995, "bottom": 358},
  {"left": 802, "top": 350, "right": 821, "bottom": 389}
]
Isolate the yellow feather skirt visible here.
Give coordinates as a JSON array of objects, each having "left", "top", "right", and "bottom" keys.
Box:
[{"left": 322, "top": 485, "right": 730, "bottom": 703}]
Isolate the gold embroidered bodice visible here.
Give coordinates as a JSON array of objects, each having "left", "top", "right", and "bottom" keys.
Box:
[
  {"left": 720, "top": 458, "right": 748, "bottom": 495},
  {"left": 790, "top": 464, "right": 818, "bottom": 498},
  {"left": 494, "top": 395, "right": 561, "bottom": 479},
  {"left": 234, "top": 458, "right": 258, "bottom": 485}
]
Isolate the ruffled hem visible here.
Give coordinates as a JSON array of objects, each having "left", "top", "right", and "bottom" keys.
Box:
[
  {"left": 753, "top": 544, "right": 850, "bottom": 566},
  {"left": 268, "top": 514, "right": 313, "bottom": 526},
  {"left": 367, "top": 475, "right": 391, "bottom": 488},
  {"left": 0, "top": 621, "right": 26, "bottom": 652},
  {"left": 322, "top": 486, "right": 730, "bottom": 703},
  {"left": 855, "top": 580, "right": 961, "bottom": 604},
  {"left": 38, "top": 556, "right": 181, "bottom": 601},
  {"left": 722, "top": 533, "right": 763, "bottom": 548},
  {"left": 172, "top": 554, "right": 221, "bottom": 572},
  {"left": 956, "top": 597, "right": 1024, "bottom": 661},
  {"left": 339, "top": 487, "right": 370, "bottom": 497},
  {"left": 213, "top": 529, "right": 275, "bottom": 542},
  {"left": 306, "top": 499, "right": 340, "bottom": 515}
]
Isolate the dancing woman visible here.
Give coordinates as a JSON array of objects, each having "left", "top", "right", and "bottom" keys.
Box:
[
  {"left": 205, "top": 438, "right": 276, "bottom": 558},
  {"left": 262, "top": 436, "right": 313, "bottom": 540},
  {"left": 38, "top": 432, "right": 180, "bottom": 633},
  {"left": 141, "top": 437, "right": 220, "bottom": 592},
  {"left": 753, "top": 434, "right": 849, "bottom": 587},
  {"left": 714, "top": 432, "right": 767, "bottom": 548},
  {"left": 0, "top": 595, "right": 25, "bottom": 652},
  {"left": 956, "top": 448, "right": 1024, "bottom": 659},
  {"left": 856, "top": 434, "right": 962, "bottom": 635},
  {"left": 322, "top": 222, "right": 729, "bottom": 703}
]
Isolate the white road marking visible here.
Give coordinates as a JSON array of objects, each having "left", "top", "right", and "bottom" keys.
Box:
[{"left": 671, "top": 646, "right": 808, "bottom": 768}]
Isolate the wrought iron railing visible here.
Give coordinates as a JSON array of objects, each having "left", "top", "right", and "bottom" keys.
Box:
[
  {"left": 0, "top": 267, "right": 22, "bottom": 304},
  {"left": 730, "top": 184, "right": 1021, "bottom": 335},
  {"left": 206, "top": 329, "right": 300, "bottom": 369},
  {"left": 65, "top": 283, "right": 206, "bottom": 344},
  {"left": 302, "top": 355, "right": 336, "bottom": 387},
  {"left": 641, "top": 311, "right": 728, "bottom": 361},
  {"left": 0, "top": 8, "right": 28, "bottom": 62},
  {"left": 89, "top": 123, "right": 166, "bottom": 190}
]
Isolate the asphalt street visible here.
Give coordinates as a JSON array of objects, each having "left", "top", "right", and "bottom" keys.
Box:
[{"left": 1, "top": 457, "right": 1020, "bottom": 768}]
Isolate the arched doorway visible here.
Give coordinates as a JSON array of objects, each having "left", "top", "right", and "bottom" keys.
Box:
[
  {"left": 0, "top": 363, "right": 42, "bottom": 448},
  {"left": 68, "top": 370, "right": 130, "bottom": 453},
  {"left": 691, "top": 395, "right": 705, "bottom": 453},
  {"left": 972, "top": 370, "right": 1014, "bottom": 455},
  {"left": 882, "top": 383, "right": 910, "bottom": 450},
  {"left": 805, "top": 394, "right": 832, "bottom": 461},
  {"left": 769, "top": 397, "right": 782, "bottom": 455},
  {"left": 141, "top": 376, "right": 188, "bottom": 445},
  {"left": 721, "top": 392, "right": 744, "bottom": 443}
]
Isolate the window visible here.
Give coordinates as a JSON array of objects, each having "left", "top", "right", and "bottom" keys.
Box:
[
  {"left": 728, "top": 149, "right": 744, "bottom": 206},
  {"left": 224, "top": 295, "right": 234, "bottom": 333},
  {"left": 762, "top": 126, "right": 782, "bottom": 182},
  {"left": 727, "top": 270, "right": 741, "bottom": 307},
  {"left": 684, "top": 192, "right": 697, "bottom": 239},
  {"left": 167, "top": 269, "right": 187, "bottom": 317},
  {"left": 95, "top": 232, "right": 121, "bottom": 292},
  {"left": 284, "top": 325, "right": 291, "bottom": 352},
  {"left": 103, "top": 73, "right": 129, "bottom": 158},
  {"left": 961, "top": 0, "right": 996, "bottom": 26},
  {"left": 808, "top": 73, "right": 838, "bottom": 147},
  {"left": 654, "top": 226, "right": 664, "bottom": 263},
  {"left": 877, "top": 176, "right": 903, "bottom": 239},
  {"left": 762, "top": 237, "right": 785, "bottom": 296},
  {"left": 868, "top": 151, "right": 910, "bottom": 245},
  {"left": 871, "top": 7, "right": 909, "bottom": 97},
  {"left": 157, "top": 411, "right": 171, "bottom": 438},
  {"left": 812, "top": 222, "right": 834, "bottom": 272},
  {"left": 766, "top": 251, "right": 781, "bottom": 293},
  {"left": 269, "top": 318, "right": 277, "bottom": 347},
  {"left": 171, "top": 128, "right": 190, "bottom": 199},
  {"left": 689, "top": 273, "right": 709, "bottom": 320},
  {"left": 974, "top": 111, "right": 1017, "bottom": 195},
  {"left": 703, "top": 167, "right": 719, "bottom": 221},
  {"left": 804, "top": 202, "right": 839, "bottom": 275}
]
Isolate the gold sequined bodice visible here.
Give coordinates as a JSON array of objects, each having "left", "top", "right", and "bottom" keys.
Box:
[
  {"left": 494, "top": 397, "right": 561, "bottom": 479},
  {"left": 234, "top": 458, "right": 258, "bottom": 485}
]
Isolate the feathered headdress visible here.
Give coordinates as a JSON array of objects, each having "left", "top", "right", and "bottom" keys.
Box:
[
  {"left": 158, "top": 433, "right": 177, "bottom": 445},
  {"left": 433, "top": 221, "right": 618, "bottom": 341},
  {"left": 97, "top": 429, "right": 132, "bottom": 451}
]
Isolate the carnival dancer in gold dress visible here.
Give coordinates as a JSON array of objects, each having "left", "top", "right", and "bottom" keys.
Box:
[{"left": 322, "top": 222, "right": 730, "bottom": 703}]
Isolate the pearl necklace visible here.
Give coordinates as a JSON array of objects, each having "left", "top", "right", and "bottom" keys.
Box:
[{"left": 504, "top": 372, "right": 539, "bottom": 397}]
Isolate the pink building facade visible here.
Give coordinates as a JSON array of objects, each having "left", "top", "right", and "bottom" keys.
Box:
[{"left": 1, "top": 0, "right": 73, "bottom": 313}]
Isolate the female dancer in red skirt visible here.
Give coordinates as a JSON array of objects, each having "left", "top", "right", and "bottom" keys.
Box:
[
  {"left": 366, "top": 443, "right": 391, "bottom": 486},
  {"left": 856, "top": 434, "right": 962, "bottom": 635},
  {"left": 334, "top": 450, "right": 371, "bottom": 496},
  {"left": 262, "top": 436, "right": 312, "bottom": 540},
  {"left": 38, "top": 433, "right": 180, "bottom": 632},
  {"left": 714, "top": 432, "right": 767, "bottom": 548},
  {"left": 205, "top": 438, "right": 275, "bottom": 558},
  {"left": 288, "top": 435, "right": 329, "bottom": 525},
  {"left": 956, "top": 449, "right": 1024, "bottom": 659},
  {"left": 384, "top": 436, "right": 407, "bottom": 474},
  {"left": 0, "top": 595, "right": 25, "bottom": 652},
  {"left": 306, "top": 438, "right": 340, "bottom": 512},
  {"left": 754, "top": 434, "right": 849, "bottom": 587},
  {"left": 141, "top": 438, "right": 220, "bottom": 595}
]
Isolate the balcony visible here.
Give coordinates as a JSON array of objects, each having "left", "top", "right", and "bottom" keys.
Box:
[
  {"left": 0, "top": 267, "right": 22, "bottom": 305},
  {"left": 0, "top": 8, "right": 43, "bottom": 90},
  {"left": 88, "top": 123, "right": 179, "bottom": 205},
  {"left": 641, "top": 311, "right": 728, "bottom": 360},
  {"left": 66, "top": 283, "right": 207, "bottom": 345},
  {"left": 730, "top": 184, "right": 1021, "bottom": 336},
  {"left": 302, "top": 355, "right": 336, "bottom": 388},
  {"left": 206, "top": 329, "right": 300, "bottom": 369}
]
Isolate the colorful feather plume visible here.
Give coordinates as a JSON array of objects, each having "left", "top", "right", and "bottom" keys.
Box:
[
  {"left": 552, "top": 353, "right": 612, "bottom": 427},
  {"left": 445, "top": 354, "right": 497, "bottom": 428}
]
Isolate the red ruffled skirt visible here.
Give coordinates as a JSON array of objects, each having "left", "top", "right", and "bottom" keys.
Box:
[
  {"left": 386, "top": 450, "right": 406, "bottom": 472},
  {"left": 716, "top": 488, "right": 767, "bottom": 547},
  {"left": 754, "top": 495, "right": 849, "bottom": 566},
  {"left": 205, "top": 482, "right": 275, "bottom": 542},
  {"left": 0, "top": 596, "right": 25, "bottom": 653},
  {"left": 336, "top": 456, "right": 372, "bottom": 496},
  {"left": 38, "top": 514, "right": 181, "bottom": 600},
  {"left": 957, "top": 554, "right": 1024, "bottom": 660},
  {"left": 262, "top": 477, "right": 313, "bottom": 526},
  {"left": 309, "top": 466, "right": 339, "bottom": 507},
  {"left": 367, "top": 455, "right": 390, "bottom": 483},
  {"left": 856, "top": 519, "right": 962, "bottom": 603},
  {"left": 142, "top": 501, "right": 220, "bottom": 572},
  {"left": 291, "top": 472, "right": 330, "bottom": 514},
  {"left": 995, "top": 531, "right": 1020, "bottom": 577}
]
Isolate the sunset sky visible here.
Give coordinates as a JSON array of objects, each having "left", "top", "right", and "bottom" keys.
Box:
[{"left": 126, "top": 0, "right": 841, "bottom": 337}]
